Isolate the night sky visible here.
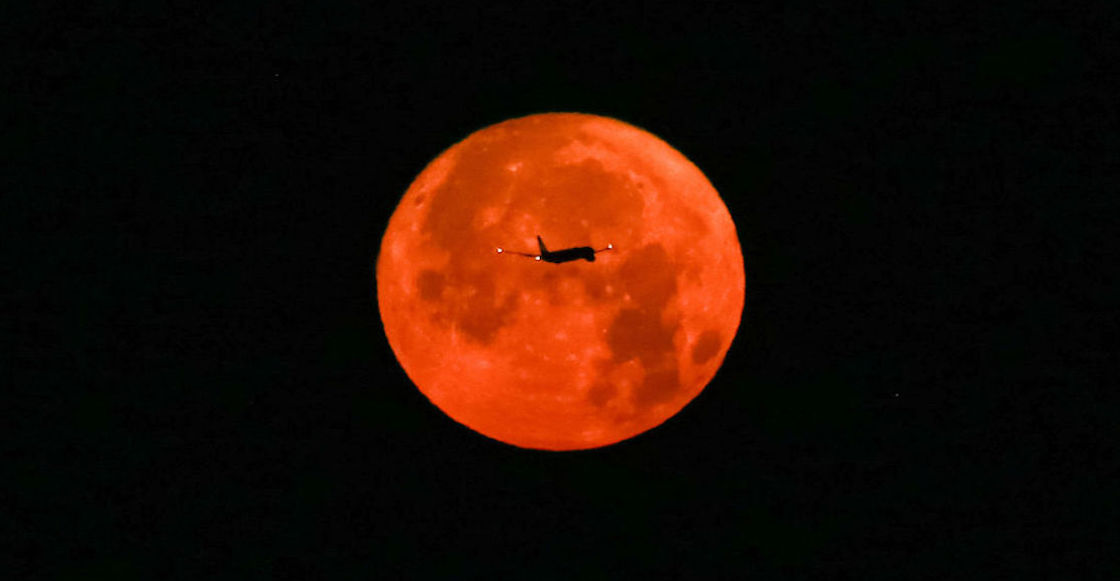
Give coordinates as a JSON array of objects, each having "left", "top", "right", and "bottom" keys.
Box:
[{"left": 11, "top": 2, "right": 1116, "bottom": 578}]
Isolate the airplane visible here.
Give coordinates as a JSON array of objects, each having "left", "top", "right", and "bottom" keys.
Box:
[{"left": 496, "top": 235, "right": 614, "bottom": 263}]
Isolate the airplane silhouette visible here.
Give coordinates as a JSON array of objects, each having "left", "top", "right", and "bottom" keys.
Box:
[{"left": 497, "top": 235, "right": 614, "bottom": 263}]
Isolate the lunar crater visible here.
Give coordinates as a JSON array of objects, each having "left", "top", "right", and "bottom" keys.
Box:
[{"left": 691, "top": 330, "right": 724, "bottom": 365}]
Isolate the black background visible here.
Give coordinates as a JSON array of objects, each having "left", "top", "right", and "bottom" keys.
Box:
[{"left": 10, "top": 1, "right": 1117, "bottom": 578}]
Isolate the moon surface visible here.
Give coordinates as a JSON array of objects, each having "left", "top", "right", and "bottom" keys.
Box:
[{"left": 377, "top": 112, "right": 745, "bottom": 450}]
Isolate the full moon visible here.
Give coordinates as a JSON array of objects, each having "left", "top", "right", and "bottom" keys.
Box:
[{"left": 377, "top": 112, "right": 745, "bottom": 450}]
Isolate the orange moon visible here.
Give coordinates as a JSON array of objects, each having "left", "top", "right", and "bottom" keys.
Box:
[{"left": 376, "top": 112, "right": 745, "bottom": 450}]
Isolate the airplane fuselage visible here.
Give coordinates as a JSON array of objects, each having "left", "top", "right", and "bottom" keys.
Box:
[
  {"left": 536, "top": 235, "right": 595, "bottom": 263},
  {"left": 540, "top": 247, "right": 596, "bottom": 263}
]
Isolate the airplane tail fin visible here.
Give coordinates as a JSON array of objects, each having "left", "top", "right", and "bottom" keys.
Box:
[{"left": 537, "top": 235, "right": 548, "bottom": 254}]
